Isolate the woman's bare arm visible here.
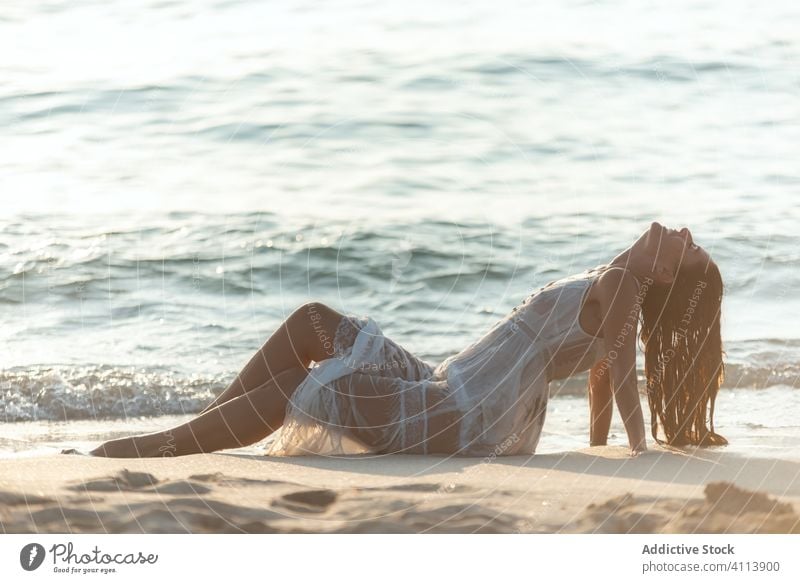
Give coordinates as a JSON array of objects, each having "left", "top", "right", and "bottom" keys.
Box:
[
  {"left": 596, "top": 269, "right": 647, "bottom": 455},
  {"left": 588, "top": 357, "right": 613, "bottom": 445}
]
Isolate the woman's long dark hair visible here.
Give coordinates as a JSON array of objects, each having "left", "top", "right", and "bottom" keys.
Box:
[{"left": 639, "top": 259, "right": 728, "bottom": 447}]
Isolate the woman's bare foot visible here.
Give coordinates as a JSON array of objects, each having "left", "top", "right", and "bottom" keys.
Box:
[
  {"left": 89, "top": 436, "right": 143, "bottom": 457},
  {"left": 90, "top": 430, "right": 182, "bottom": 458},
  {"left": 90, "top": 436, "right": 156, "bottom": 457}
]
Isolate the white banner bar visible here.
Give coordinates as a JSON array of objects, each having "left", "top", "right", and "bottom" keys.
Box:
[{"left": 1, "top": 534, "right": 798, "bottom": 582}]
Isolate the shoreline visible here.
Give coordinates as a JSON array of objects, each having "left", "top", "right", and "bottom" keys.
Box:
[{"left": 1, "top": 446, "right": 798, "bottom": 533}]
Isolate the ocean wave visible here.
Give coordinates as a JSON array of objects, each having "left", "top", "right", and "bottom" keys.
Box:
[
  {"left": 1, "top": 359, "right": 797, "bottom": 423},
  {"left": 0, "top": 364, "right": 230, "bottom": 423},
  {"left": 453, "top": 53, "right": 757, "bottom": 84}
]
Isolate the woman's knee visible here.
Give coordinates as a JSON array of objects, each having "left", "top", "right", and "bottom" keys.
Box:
[
  {"left": 290, "top": 301, "right": 343, "bottom": 363},
  {"left": 296, "top": 301, "right": 328, "bottom": 318}
]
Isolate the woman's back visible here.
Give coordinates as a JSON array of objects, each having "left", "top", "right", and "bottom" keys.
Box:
[{"left": 436, "top": 263, "right": 623, "bottom": 455}]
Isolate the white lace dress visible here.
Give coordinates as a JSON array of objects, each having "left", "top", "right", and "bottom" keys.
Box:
[{"left": 266, "top": 263, "right": 631, "bottom": 457}]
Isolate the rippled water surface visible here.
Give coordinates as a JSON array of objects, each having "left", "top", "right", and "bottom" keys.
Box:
[{"left": 1, "top": 0, "right": 798, "bottom": 455}]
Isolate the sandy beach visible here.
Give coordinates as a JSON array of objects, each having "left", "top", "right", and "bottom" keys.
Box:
[{"left": 1, "top": 446, "right": 798, "bottom": 534}]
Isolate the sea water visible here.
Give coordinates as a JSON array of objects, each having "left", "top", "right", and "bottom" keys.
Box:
[{"left": 1, "top": 0, "right": 798, "bottom": 458}]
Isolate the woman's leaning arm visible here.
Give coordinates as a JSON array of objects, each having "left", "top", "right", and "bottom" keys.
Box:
[
  {"left": 596, "top": 269, "right": 648, "bottom": 454},
  {"left": 588, "top": 358, "right": 613, "bottom": 445}
]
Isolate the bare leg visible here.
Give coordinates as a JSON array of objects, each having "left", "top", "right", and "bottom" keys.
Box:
[
  {"left": 90, "top": 301, "right": 346, "bottom": 458},
  {"left": 90, "top": 367, "right": 310, "bottom": 457},
  {"left": 200, "top": 301, "right": 344, "bottom": 413}
]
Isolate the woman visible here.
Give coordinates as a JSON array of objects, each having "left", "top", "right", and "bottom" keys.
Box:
[{"left": 89, "top": 221, "right": 727, "bottom": 459}]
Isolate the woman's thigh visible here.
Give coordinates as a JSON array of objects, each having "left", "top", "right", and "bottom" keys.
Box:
[{"left": 330, "top": 314, "right": 437, "bottom": 382}]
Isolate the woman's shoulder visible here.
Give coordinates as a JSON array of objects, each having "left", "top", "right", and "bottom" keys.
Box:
[
  {"left": 592, "top": 265, "right": 644, "bottom": 309},
  {"left": 533, "top": 263, "right": 638, "bottom": 299},
  {"left": 593, "top": 264, "right": 643, "bottom": 290},
  {"left": 540, "top": 263, "right": 604, "bottom": 289}
]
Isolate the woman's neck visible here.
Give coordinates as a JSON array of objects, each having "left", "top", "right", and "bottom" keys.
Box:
[{"left": 607, "top": 246, "right": 653, "bottom": 282}]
